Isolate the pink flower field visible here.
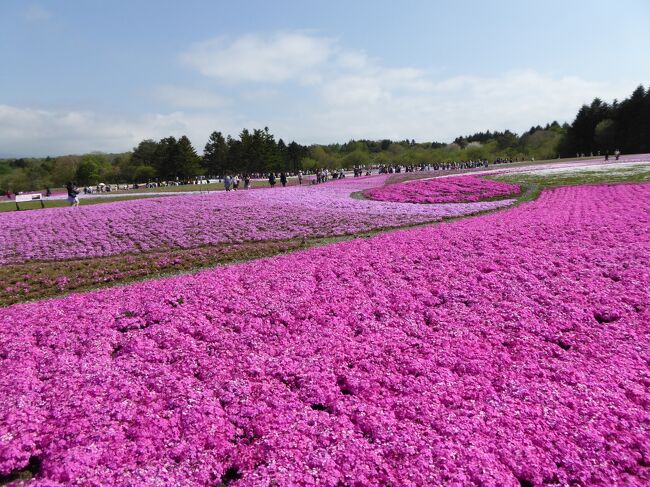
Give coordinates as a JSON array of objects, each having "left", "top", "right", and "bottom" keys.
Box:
[
  {"left": 1, "top": 182, "right": 648, "bottom": 486},
  {"left": 0, "top": 175, "right": 514, "bottom": 264},
  {"left": 364, "top": 176, "right": 521, "bottom": 204}
]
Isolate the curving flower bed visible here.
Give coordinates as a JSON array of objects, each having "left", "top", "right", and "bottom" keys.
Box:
[
  {"left": 364, "top": 175, "right": 521, "bottom": 204},
  {"left": 0, "top": 175, "right": 514, "bottom": 264},
  {"left": 1, "top": 183, "right": 649, "bottom": 485}
]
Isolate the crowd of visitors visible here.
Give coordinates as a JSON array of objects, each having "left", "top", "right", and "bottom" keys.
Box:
[
  {"left": 576, "top": 150, "right": 621, "bottom": 161},
  {"left": 222, "top": 175, "right": 253, "bottom": 191},
  {"left": 214, "top": 157, "right": 521, "bottom": 191},
  {"left": 313, "top": 168, "right": 347, "bottom": 184},
  {"left": 377, "top": 160, "right": 493, "bottom": 173},
  {"left": 5, "top": 154, "right": 576, "bottom": 205},
  {"left": 82, "top": 184, "right": 130, "bottom": 194}
]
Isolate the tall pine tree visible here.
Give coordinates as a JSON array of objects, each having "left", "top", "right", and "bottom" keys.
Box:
[{"left": 203, "top": 131, "right": 228, "bottom": 176}]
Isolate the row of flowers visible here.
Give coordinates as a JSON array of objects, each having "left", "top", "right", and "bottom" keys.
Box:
[
  {"left": 0, "top": 238, "right": 316, "bottom": 307},
  {"left": 1, "top": 183, "right": 648, "bottom": 485},
  {"left": 0, "top": 175, "right": 514, "bottom": 264},
  {"left": 363, "top": 176, "right": 521, "bottom": 204}
]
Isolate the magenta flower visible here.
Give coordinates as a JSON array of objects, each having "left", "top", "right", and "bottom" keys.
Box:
[
  {"left": 1, "top": 182, "right": 648, "bottom": 485},
  {"left": 0, "top": 175, "right": 513, "bottom": 264},
  {"left": 364, "top": 176, "right": 520, "bottom": 204}
]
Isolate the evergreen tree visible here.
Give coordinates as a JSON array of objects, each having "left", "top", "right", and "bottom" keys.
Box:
[
  {"left": 559, "top": 85, "right": 649, "bottom": 155},
  {"left": 238, "top": 129, "right": 259, "bottom": 174},
  {"left": 261, "top": 127, "right": 283, "bottom": 172},
  {"left": 226, "top": 136, "right": 243, "bottom": 174},
  {"left": 286, "top": 141, "right": 307, "bottom": 172},
  {"left": 176, "top": 136, "right": 201, "bottom": 179},
  {"left": 594, "top": 119, "right": 616, "bottom": 152},
  {"left": 152, "top": 136, "right": 178, "bottom": 180},
  {"left": 203, "top": 131, "right": 228, "bottom": 176},
  {"left": 617, "top": 85, "right": 646, "bottom": 152},
  {"left": 131, "top": 139, "right": 158, "bottom": 166},
  {"left": 277, "top": 138, "right": 288, "bottom": 169}
]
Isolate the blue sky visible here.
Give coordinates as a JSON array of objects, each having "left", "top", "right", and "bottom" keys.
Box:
[{"left": 1, "top": 0, "right": 649, "bottom": 156}]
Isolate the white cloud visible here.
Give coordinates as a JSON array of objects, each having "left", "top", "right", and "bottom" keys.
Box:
[
  {"left": 321, "top": 75, "right": 390, "bottom": 105},
  {"left": 0, "top": 105, "right": 244, "bottom": 157},
  {"left": 336, "top": 51, "right": 371, "bottom": 70},
  {"left": 180, "top": 32, "right": 334, "bottom": 83},
  {"left": 302, "top": 69, "right": 630, "bottom": 143},
  {"left": 155, "top": 85, "right": 228, "bottom": 109},
  {"left": 25, "top": 5, "right": 51, "bottom": 22},
  {"left": 178, "top": 31, "right": 636, "bottom": 143},
  {"left": 0, "top": 67, "right": 633, "bottom": 157},
  {"left": 0, "top": 31, "right": 640, "bottom": 156},
  {"left": 320, "top": 67, "right": 434, "bottom": 106}
]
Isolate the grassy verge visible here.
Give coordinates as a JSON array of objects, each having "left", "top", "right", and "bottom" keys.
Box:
[
  {"left": 90, "top": 178, "right": 301, "bottom": 194},
  {"left": 487, "top": 164, "right": 650, "bottom": 187},
  {"left": 1, "top": 238, "right": 320, "bottom": 306},
  {"left": 0, "top": 181, "right": 309, "bottom": 213},
  {"left": 0, "top": 194, "right": 174, "bottom": 212}
]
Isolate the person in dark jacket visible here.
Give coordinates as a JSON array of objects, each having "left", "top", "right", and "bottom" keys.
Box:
[
  {"left": 280, "top": 172, "right": 287, "bottom": 187},
  {"left": 66, "top": 182, "right": 80, "bottom": 207},
  {"left": 269, "top": 173, "right": 276, "bottom": 187}
]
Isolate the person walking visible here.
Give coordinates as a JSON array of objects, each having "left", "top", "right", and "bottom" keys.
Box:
[
  {"left": 269, "top": 173, "right": 276, "bottom": 187},
  {"left": 298, "top": 170, "right": 303, "bottom": 185},
  {"left": 244, "top": 174, "right": 251, "bottom": 189},
  {"left": 232, "top": 175, "right": 240, "bottom": 190},
  {"left": 224, "top": 175, "right": 232, "bottom": 191},
  {"left": 280, "top": 172, "right": 287, "bottom": 187},
  {"left": 66, "top": 182, "right": 80, "bottom": 207}
]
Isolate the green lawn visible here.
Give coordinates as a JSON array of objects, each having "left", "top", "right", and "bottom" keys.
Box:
[
  {"left": 104, "top": 177, "right": 302, "bottom": 194},
  {"left": 1, "top": 178, "right": 302, "bottom": 205},
  {"left": 489, "top": 164, "right": 650, "bottom": 187},
  {"left": 0, "top": 194, "right": 173, "bottom": 212}
]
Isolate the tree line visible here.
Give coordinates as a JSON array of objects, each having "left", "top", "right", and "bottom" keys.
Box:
[
  {"left": 107, "top": 127, "right": 310, "bottom": 184},
  {"left": 1, "top": 84, "right": 648, "bottom": 194},
  {"left": 559, "top": 85, "right": 650, "bottom": 156}
]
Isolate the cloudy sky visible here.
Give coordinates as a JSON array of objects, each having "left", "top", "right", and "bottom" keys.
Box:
[{"left": 1, "top": 0, "right": 649, "bottom": 157}]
